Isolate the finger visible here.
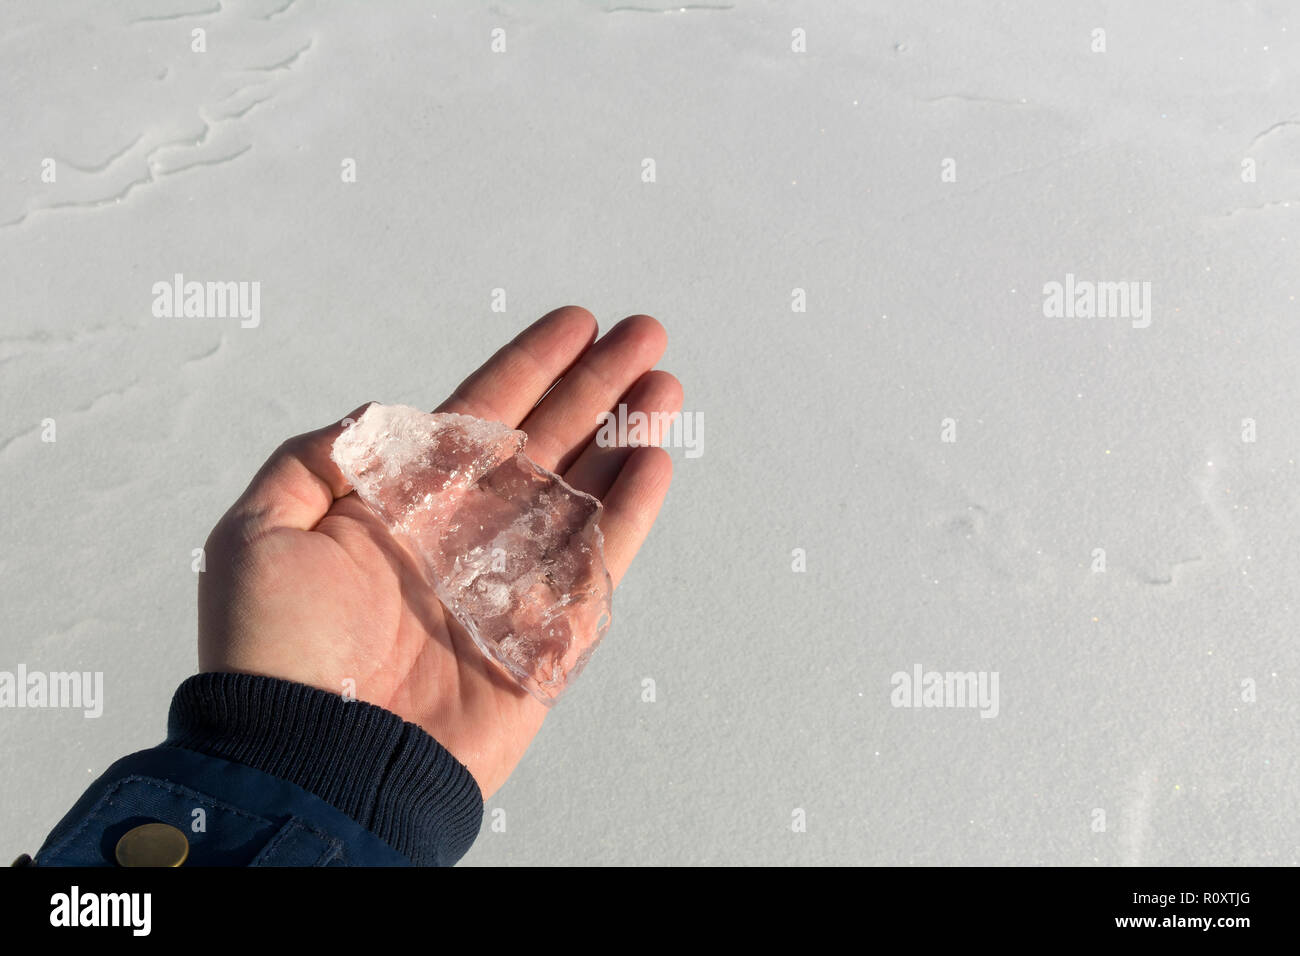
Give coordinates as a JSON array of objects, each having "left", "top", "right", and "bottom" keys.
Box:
[
  {"left": 563, "top": 370, "right": 683, "bottom": 500},
  {"left": 597, "top": 446, "right": 674, "bottom": 589},
  {"left": 228, "top": 403, "right": 372, "bottom": 534},
  {"left": 435, "top": 306, "right": 598, "bottom": 427},
  {"left": 520, "top": 314, "right": 667, "bottom": 473}
]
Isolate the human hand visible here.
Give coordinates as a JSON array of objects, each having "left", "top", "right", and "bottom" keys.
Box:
[{"left": 196, "top": 307, "right": 681, "bottom": 798}]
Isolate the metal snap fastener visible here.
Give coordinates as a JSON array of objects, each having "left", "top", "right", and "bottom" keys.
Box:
[{"left": 115, "top": 822, "right": 189, "bottom": 867}]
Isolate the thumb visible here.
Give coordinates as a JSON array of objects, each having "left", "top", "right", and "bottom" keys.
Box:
[{"left": 225, "top": 403, "right": 373, "bottom": 535}]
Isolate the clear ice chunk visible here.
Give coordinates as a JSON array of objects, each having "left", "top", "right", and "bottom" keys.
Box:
[{"left": 330, "top": 403, "right": 613, "bottom": 705}]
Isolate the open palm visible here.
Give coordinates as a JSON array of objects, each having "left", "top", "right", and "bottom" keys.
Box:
[{"left": 197, "top": 307, "right": 680, "bottom": 798}]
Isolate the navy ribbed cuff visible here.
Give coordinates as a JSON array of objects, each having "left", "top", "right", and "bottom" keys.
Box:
[{"left": 162, "top": 672, "right": 483, "bottom": 866}]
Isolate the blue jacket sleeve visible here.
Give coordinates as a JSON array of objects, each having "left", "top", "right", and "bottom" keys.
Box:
[{"left": 26, "top": 672, "right": 483, "bottom": 867}]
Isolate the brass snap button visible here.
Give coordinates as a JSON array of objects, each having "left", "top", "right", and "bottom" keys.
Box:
[{"left": 114, "top": 822, "right": 189, "bottom": 867}]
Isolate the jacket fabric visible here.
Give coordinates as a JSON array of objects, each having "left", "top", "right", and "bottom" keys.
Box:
[{"left": 28, "top": 672, "right": 483, "bottom": 867}]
